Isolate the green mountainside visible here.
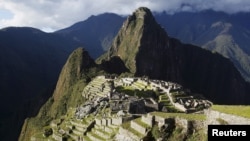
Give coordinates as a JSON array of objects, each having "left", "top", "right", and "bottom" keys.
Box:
[
  {"left": 19, "top": 48, "right": 104, "bottom": 141},
  {"left": 19, "top": 7, "right": 250, "bottom": 141}
]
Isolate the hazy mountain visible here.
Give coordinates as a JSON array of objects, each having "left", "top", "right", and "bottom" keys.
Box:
[
  {"left": 155, "top": 10, "right": 250, "bottom": 82},
  {"left": 0, "top": 27, "right": 81, "bottom": 141},
  {"left": 55, "top": 13, "right": 125, "bottom": 58},
  {"left": 56, "top": 10, "right": 250, "bottom": 81}
]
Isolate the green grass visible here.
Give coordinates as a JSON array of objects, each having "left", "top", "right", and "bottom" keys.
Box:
[
  {"left": 88, "top": 132, "right": 105, "bottom": 140},
  {"left": 133, "top": 81, "right": 151, "bottom": 89},
  {"left": 121, "top": 121, "right": 130, "bottom": 129},
  {"left": 161, "top": 101, "right": 171, "bottom": 106},
  {"left": 186, "top": 129, "right": 207, "bottom": 141},
  {"left": 115, "top": 86, "right": 156, "bottom": 98},
  {"left": 150, "top": 112, "right": 206, "bottom": 120},
  {"left": 133, "top": 118, "right": 151, "bottom": 128},
  {"left": 212, "top": 105, "right": 250, "bottom": 119},
  {"left": 151, "top": 125, "right": 161, "bottom": 139},
  {"left": 121, "top": 121, "right": 145, "bottom": 138},
  {"left": 159, "top": 95, "right": 168, "bottom": 100},
  {"left": 171, "top": 92, "right": 186, "bottom": 97},
  {"left": 32, "top": 132, "right": 46, "bottom": 139},
  {"left": 167, "top": 126, "right": 186, "bottom": 141}
]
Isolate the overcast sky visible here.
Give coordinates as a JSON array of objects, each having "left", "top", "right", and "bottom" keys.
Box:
[{"left": 0, "top": 0, "right": 250, "bottom": 32}]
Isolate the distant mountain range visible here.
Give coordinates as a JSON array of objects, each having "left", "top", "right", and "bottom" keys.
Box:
[
  {"left": 0, "top": 8, "right": 250, "bottom": 141},
  {"left": 55, "top": 13, "right": 125, "bottom": 58},
  {"left": 57, "top": 10, "right": 250, "bottom": 82},
  {"left": 155, "top": 10, "right": 250, "bottom": 82}
]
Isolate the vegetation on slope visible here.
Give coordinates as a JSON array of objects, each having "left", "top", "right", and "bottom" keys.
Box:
[
  {"left": 212, "top": 105, "right": 250, "bottom": 118},
  {"left": 19, "top": 48, "right": 106, "bottom": 141}
]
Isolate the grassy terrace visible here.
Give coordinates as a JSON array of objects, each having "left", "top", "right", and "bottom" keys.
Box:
[
  {"left": 115, "top": 86, "right": 156, "bottom": 98},
  {"left": 88, "top": 132, "right": 106, "bottom": 140},
  {"left": 212, "top": 105, "right": 250, "bottom": 119},
  {"left": 171, "top": 91, "right": 186, "bottom": 97},
  {"left": 150, "top": 112, "right": 206, "bottom": 121},
  {"left": 170, "top": 91, "right": 188, "bottom": 102},
  {"left": 121, "top": 121, "right": 144, "bottom": 138},
  {"left": 159, "top": 95, "right": 171, "bottom": 105},
  {"left": 133, "top": 81, "right": 151, "bottom": 89},
  {"left": 133, "top": 118, "right": 151, "bottom": 128}
]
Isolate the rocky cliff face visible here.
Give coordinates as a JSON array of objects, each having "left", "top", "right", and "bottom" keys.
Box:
[
  {"left": 102, "top": 7, "right": 250, "bottom": 104},
  {"left": 50, "top": 47, "right": 98, "bottom": 117},
  {"left": 108, "top": 7, "right": 170, "bottom": 74}
]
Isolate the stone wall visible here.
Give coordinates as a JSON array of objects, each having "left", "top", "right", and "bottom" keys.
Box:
[
  {"left": 173, "top": 103, "right": 187, "bottom": 112},
  {"left": 154, "top": 115, "right": 166, "bottom": 127},
  {"left": 112, "top": 117, "right": 123, "bottom": 125},
  {"left": 130, "top": 120, "right": 147, "bottom": 134},
  {"left": 96, "top": 116, "right": 132, "bottom": 126},
  {"left": 145, "top": 98, "right": 159, "bottom": 111},
  {"left": 95, "top": 118, "right": 102, "bottom": 125},
  {"left": 141, "top": 114, "right": 153, "bottom": 127},
  {"left": 205, "top": 109, "right": 250, "bottom": 125},
  {"left": 102, "top": 118, "right": 108, "bottom": 126},
  {"left": 173, "top": 117, "right": 206, "bottom": 135},
  {"left": 193, "top": 120, "right": 206, "bottom": 130},
  {"left": 118, "top": 127, "right": 141, "bottom": 141},
  {"left": 175, "top": 117, "right": 188, "bottom": 133}
]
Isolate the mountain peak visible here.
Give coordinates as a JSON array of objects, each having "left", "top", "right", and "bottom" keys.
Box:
[
  {"left": 107, "top": 7, "right": 169, "bottom": 73},
  {"left": 122, "top": 7, "right": 160, "bottom": 31},
  {"left": 132, "top": 7, "right": 153, "bottom": 19},
  {"left": 99, "top": 7, "right": 249, "bottom": 104}
]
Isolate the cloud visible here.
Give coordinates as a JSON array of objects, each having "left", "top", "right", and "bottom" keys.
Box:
[{"left": 0, "top": 0, "right": 250, "bottom": 32}]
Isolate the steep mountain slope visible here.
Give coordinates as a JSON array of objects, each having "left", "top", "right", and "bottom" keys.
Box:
[
  {"left": 58, "top": 10, "right": 250, "bottom": 82},
  {"left": 202, "top": 22, "right": 250, "bottom": 81},
  {"left": 100, "top": 7, "right": 250, "bottom": 104},
  {"left": 19, "top": 48, "right": 105, "bottom": 141},
  {"left": 0, "top": 27, "right": 81, "bottom": 141},
  {"left": 55, "top": 13, "right": 125, "bottom": 58}
]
